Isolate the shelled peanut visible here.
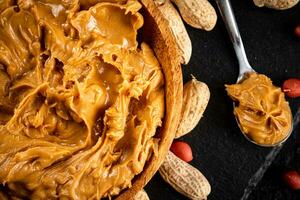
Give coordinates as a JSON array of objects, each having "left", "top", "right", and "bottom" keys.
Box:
[
  {"left": 283, "top": 170, "right": 300, "bottom": 190},
  {"left": 295, "top": 24, "right": 300, "bottom": 38},
  {"left": 170, "top": 141, "right": 193, "bottom": 162},
  {"left": 282, "top": 78, "right": 300, "bottom": 98}
]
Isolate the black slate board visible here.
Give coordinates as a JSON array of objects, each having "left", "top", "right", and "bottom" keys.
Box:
[{"left": 145, "top": 1, "right": 300, "bottom": 199}]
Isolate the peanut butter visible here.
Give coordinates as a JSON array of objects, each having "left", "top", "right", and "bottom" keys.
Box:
[
  {"left": 0, "top": 0, "right": 164, "bottom": 199},
  {"left": 226, "top": 73, "right": 292, "bottom": 145}
]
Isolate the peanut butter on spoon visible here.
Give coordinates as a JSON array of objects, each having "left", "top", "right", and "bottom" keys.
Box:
[
  {"left": 216, "top": 0, "right": 292, "bottom": 146},
  {"left": 226, "top": 73, "right": 292, "bottom": 146}
]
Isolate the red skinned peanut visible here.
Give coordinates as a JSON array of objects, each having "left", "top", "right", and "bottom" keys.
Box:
[
  {"left": 282, "top": 78, "right": 300, "bottom": 98},
  {"left": 295, "top": 24, "right": 300, "bottom": 38},
  {"left": 170, "top": 141, "right": 193, "bottom": 162},
  {"left": 283, "top": 170, "right": 300, "bottom": 190}
]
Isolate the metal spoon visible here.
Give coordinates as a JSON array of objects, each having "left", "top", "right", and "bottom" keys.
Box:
[{"left": 215, "top": 0, "right": 293, "bottom": 147}]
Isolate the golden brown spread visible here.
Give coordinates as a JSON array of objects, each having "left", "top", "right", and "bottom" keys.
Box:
[
  {"left": 226, "top": 73, "right": 292, "bottom": 145},
  {"left": 0, "top": 0, "right": 165, "bottom": 199}
]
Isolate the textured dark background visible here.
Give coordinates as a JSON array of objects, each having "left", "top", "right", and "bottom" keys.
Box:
[{"left": 145, "top": 1, "right": 300, "bottom": 199}]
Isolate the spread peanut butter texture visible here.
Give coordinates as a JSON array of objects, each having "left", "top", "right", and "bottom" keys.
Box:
[
  {"left": 226, "top": 73, "right": 292, "bottom": 145},
  {"left": 0, "top": 0, "right": 165, "bottom": 199}
]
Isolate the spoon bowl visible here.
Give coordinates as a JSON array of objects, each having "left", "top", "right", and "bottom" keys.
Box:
[{"left": 234, "top": 105, "right": 293, "bottom": 147}]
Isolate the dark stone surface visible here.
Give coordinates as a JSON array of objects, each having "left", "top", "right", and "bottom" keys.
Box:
[
  {"left": 145, "top": 1, "right": 300, "bottom": 200},
  {"left": 248, "top": 123, "right": 300, "bottom": 200}
]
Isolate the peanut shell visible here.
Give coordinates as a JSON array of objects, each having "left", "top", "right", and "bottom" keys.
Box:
[
  {"left": 133, "top": 190, "right": 150, "bottom": 200},
  {"left": 159, "top": 151, "right": 211, "bottom": 200},
  {"left": 154, "top": 0, "right": 192, "bottom": 64},
  {"left": 176, "top": 76, "right": 210, "bottom": 138},
  {"left": 171, "top": 0, "right": 217, "bottom": 31},
  {"left": 253, "top": 0, "right": 299, "bottom": 9}
]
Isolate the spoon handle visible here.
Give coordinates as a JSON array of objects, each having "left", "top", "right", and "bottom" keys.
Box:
[{"left": 215, "top": 0, "right": 254, "bottom": 76}]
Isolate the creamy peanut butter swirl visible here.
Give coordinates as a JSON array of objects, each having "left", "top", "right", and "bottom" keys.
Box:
[
  {"left": 226, "top": 73, "right": 292, "bottom": 145},
  {"left": 0, "top": 0, "right": 165, "bottom": 199}
]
